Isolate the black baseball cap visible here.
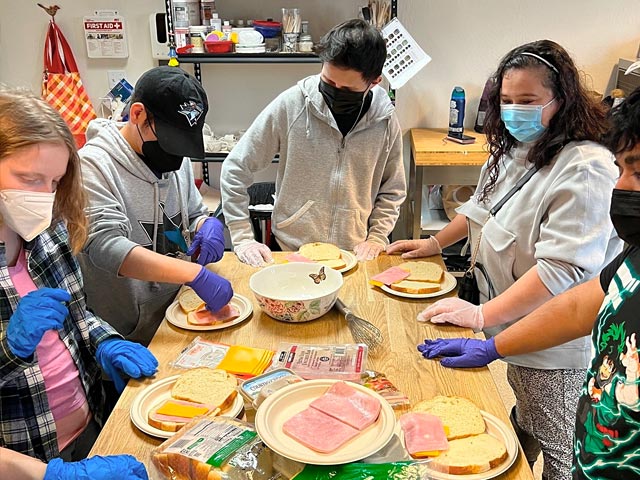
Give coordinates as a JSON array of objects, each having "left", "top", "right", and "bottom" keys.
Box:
[{"left": 133, "top": 66, "right": 208, "bottom": 158}]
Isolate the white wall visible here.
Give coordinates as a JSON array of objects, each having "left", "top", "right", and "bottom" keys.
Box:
[
  {"left": 397, "top": 0, "right": 640, "bottom": 131},
  {"left": 1, "top": 1, "right": 639, "bottom": 195}
]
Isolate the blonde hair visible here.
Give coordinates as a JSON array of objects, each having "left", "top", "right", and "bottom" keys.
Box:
[{"left": 0, "top": 86, "right": 88, "bottom": 253}]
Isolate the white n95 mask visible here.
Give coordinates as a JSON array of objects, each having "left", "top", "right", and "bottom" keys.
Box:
[{"left": 0, "top": 189, "right": 56, "bottom": 241}]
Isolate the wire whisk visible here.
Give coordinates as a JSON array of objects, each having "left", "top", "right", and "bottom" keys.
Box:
[{"left": 335, "top": 298, "right": 383, "bottom": 352}]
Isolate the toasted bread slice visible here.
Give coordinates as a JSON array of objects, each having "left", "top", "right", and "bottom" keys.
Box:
[
  {"left": 299, "top": 242, "right": 342, "bottom": 261},
  {"left": 429, "top": 433, "right": 508, "bottom": 475},
  {"left": 412, "top": 396, "right": 485, "bottom": 440},
  {"left": 171, "top": 368, "right": 238, "bottom": 413},
  {"left": 390, "top": 280, "right": 441, "bottom": 294},
  {"left": 317, "top": 258, "right": 347, "bottom": 270},
  {"left": 178, "top": 288, "right": 205, "bottom": 313},
  {"left": 398, "top": 261, "right": 444, "bottom": 283}
]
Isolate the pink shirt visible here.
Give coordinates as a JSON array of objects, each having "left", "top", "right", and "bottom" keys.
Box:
[{"left": 9, "top": 249, "right": 91, "bottom": 451}]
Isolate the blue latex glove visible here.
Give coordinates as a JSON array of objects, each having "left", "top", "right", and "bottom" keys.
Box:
[
  {"left": 417, "top": 337, "right": 502, "bottom": 368},
  {"left": 186, "top": 266, "right": 233, "bottom": 312},
  {"left": 186, "top": 217, "right": 225, "bottom": 265},
  {"left": 96, "top": 339, "right": 158, "bottom": 393},
  {"left": 7, "top": 288, "right": 71, "bottom": 359},
  {"left": 44, "top": 455, "right": 148, "bottom": 480}
]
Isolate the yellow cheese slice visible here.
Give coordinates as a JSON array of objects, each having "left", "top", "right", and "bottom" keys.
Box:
[{"left": 156, "top": 401, "right": 209, "bottom": 418}]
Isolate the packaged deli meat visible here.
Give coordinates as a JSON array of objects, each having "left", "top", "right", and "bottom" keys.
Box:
[
  {"left": 270, "top": 343, "right": 368, "bottom": 382},
  {"left": 151, "top": 416, "right": 277, "bottom": 480}
]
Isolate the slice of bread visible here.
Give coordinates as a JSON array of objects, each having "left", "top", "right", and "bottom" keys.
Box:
[
  {"left": 178, "top": 288, "right": 205, "bottom": 313},
  {"left": 390, "top": 280, "right": 441, "bottom": 294},
  {"left": 429, "top": 433, "right": 508, "bottom": 475},
  {"left": 317, "top": 258, "right": 347, "bottom": 270},
  {"left": 412, "top": 396, "right": 485, "bottom": 440},
  {"left": 171, "top": 368, "right": 238, "bottom": 413},
  {"left": 398, "top": 261, "right": 444, "bottom": 283},
  {"left": 299, "top": 242, "right": 342, "bottom": 261}
]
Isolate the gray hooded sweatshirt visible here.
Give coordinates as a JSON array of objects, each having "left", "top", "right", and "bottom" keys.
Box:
[
  {"left": 77, "top": 119, "right": 208, "bottom": 346},
  {"left": 221, "top": 74, "right": 406, "bottom": 251}
]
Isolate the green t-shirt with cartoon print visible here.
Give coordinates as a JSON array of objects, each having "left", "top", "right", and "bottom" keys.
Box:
[{"left": 573, "top": 246, "right": 640, "bottom": 479}]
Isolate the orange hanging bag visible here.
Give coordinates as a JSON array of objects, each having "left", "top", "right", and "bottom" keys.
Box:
[{"left": 42, "top": 18, "right": 96, "bottom": 147}]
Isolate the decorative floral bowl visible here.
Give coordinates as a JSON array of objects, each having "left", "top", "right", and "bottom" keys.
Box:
[{"left": 249, "top": 262, "right": 343, "bottom": 322}]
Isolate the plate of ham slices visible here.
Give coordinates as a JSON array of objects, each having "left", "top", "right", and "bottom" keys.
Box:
[
  {"left": 165, "top": 294, "right": 253, "bottom": 331},
  {"left": 255, "top": 379, "right": 396, "bottom": 465}
]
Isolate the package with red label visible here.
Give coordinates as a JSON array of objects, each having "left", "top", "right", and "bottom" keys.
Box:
[{"left": 270, "top": 343, "right": 368, "bottom": 382}]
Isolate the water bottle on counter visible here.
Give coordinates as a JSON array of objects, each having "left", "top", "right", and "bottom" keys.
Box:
[{"left": 448, "top": 86, "right": 465, "bottom": 138}]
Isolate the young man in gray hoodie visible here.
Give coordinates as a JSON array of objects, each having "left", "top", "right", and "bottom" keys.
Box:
[
  {"left": 78, "top": 66, "right": 233, "bottom": 347},
  {"left": 221, "top": 19, "right": 406, "bottom": 266}
]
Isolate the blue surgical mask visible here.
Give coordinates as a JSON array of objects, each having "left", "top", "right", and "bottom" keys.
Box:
[{"left": 500, "top": 98, "right": 555, "bottom": 143}]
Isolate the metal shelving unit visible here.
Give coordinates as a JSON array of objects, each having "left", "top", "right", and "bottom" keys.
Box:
[{"left": 164, "top": 0, "right": 398, "bottom": 184}]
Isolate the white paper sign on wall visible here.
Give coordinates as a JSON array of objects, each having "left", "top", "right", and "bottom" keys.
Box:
[
  {"left": 83, "top": 10, "right": 129, "bottom": 59},
  {"left": 381, "top": 18, "right": 431, "bottom": 89}
]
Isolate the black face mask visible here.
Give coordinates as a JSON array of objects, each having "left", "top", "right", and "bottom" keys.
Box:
[
  {"left": 137, "top": 124, "right": 184, "bottom": 173},
  {"left": 319, "top": 79, "right": 368, "bottom": 116},
  {"left": 610, "top": 188, "right": 640, "bottom": 247}
]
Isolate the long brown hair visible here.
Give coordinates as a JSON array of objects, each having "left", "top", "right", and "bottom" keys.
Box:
[
  {"left": 0, "top": 86, "right": 87, "bottom": 253},
  {"left": 480, "top": 40, "right": 608, "bottom": 202}
]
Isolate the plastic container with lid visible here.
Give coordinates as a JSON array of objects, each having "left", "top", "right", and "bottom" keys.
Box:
[
  {"left": 298, "top": 34, "right": 313, "bottom": 53},
  {"left": 189, "top": 25, "right": 208, "bottom": 53},
  {"left": 209, "top": 12, "right": 222, "bottom": 32},
  {"left": 172, "top": 0, "right": 200, "bottom": 28}
]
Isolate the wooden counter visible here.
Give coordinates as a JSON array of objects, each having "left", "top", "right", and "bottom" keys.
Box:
[{"left": 90, "top": 253, "right": 532, "bottom": 479}]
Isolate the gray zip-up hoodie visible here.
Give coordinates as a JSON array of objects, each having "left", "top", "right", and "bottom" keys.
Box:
[
  {"left": 77, "top": 119, "right": 208, "bottom": 346},
  {"left": 221, "top": 74, "right": 406, "bottom": 251}
]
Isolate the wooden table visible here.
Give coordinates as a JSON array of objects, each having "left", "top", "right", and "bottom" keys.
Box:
[
  {"left": 409, "top": 128, "right": 488, "bottom": 238},
  {"left": 90, "top": 253, "right": 532, "bottom": 479}
]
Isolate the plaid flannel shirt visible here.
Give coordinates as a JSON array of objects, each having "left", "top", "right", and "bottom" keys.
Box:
[{"left": 0, "top": 221, "right": 119, "bottom": 461}]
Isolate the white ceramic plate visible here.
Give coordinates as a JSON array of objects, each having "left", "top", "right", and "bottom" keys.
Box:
[
  {"left": 130, "top": 375, "right": 244, "bottom": 439},
  {"left": 380, "top": 272, "right": 457, "bottom": 299},
  {"left": 401, "top": 410, "right": 518, "bottom": 480},
  {"left": 337, "top": 249, "right": 357, "bottom": 274},
  {"left": 255, "top": 379, "right": 396, "bottom": 465},
  {"left": 165, "top": 294, "right": 253, "bottom": 331}
]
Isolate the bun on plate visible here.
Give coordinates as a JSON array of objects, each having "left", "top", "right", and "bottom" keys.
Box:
[
  {"left": 429, "top": 433, "right": 508, "bottom": 475},
  {"left": 398, "top": 261, "right": 444, "bottom": 283},
  {"left": 299, "top": 242, "right": 342, "bottom": 261},
  {"left": 148, "top": 398, "right": 215, "bottom": 432},
  {"left": 317, "top": 258, "right": 347, "bottom": 270},
  {"left": 390, "top": 280, "right": 441, "bottom": 295},
  {"left": 411, "top": 395, "right": 485, "bottom": 440},
  {"left": 172, "top": 367, "right": 238, "bottom": 412}
]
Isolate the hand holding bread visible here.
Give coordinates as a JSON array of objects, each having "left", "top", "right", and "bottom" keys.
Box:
[
  {"left": 386, "top": 236, "right": 442, "bottom": 259},
  {"left": 186, "top": 266, "right": 233, "bottom": 313},
  {"left": 418, "top": 297, "right": 484, "bottom": 330}
]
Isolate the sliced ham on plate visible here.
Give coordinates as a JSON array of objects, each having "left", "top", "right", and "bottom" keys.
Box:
[
  {"left": 400, "top": 412, "right": 449, "bottom": 458},
  {"left": 284, "top": 253, "right": 315, "bottom": 263},
  {"left": 369, "top": 266, "right": 411, "bottom": 287},
  {"left": 282, "top": 407, "right": 359, "bottom": 454},
  {"left": 309, "top": 381, "right": 381, "bottom": 431},
  {"left": 187, "top": 304, "right": 240, "bottom": 326}
]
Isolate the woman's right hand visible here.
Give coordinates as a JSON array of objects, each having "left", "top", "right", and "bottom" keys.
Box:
[
  {"left": 386, "top": 236, "right": 442, "bottom": 259},
  {"left": 7, "top": 288, "right": 71, "bottom": 359}
]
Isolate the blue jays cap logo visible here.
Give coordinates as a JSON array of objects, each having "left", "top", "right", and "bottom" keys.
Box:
[{"left": 178, "top": 101, "right": 204, "bottom": 127}]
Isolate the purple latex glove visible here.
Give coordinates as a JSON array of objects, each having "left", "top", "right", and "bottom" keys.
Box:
[
  {"left": 187, "top": 266, "right": 233, "bottom": 312},
  {"left": 187, "top": 217, "right": 225, "bottom": 265},
  {"left": 417, "top": 337, "right": 502, "bottom": 368}
]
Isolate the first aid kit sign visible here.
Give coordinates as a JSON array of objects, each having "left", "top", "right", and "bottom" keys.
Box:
[{"left": 83, "top": 11, "right": 129, "bottom": 58}]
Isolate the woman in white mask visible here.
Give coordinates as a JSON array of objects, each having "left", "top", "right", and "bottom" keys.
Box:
[
  {"left": 0, "top": 86, "right": 151, "bottom": 479},
  {"left": 387, "top": 40, "right": 622, "bottom": 479}
]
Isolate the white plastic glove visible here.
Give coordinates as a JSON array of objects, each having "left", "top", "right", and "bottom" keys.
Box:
[
  {"left": 386, "top": 236, "right": 442, "bottom": 259},
  {"left": 417, "top": 297, "right": 484, "bottom": 331},
  {"left": 234, "top": 240, "right": 273, "bottom": 267},
  {"left": 354, "top": 240, "right": 385, "bottom": 261}
]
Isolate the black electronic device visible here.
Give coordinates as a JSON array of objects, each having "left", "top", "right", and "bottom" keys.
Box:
[{"left": 446, "top": 134, "right": 476, "bottom": 144}]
